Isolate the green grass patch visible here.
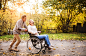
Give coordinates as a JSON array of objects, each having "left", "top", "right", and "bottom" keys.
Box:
[
  {"left": 42, "top": 33, "right": 86, "bottom": 40},
  {"left": 0, "top": 33, "right": 86, "bottom": 41},
  {"left": 0, "top": 34, "right": 30, "bottom": 41}
]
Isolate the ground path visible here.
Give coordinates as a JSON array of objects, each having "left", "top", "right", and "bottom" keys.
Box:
[{"left": 0, "top": 40, "right": 86, "bottom": 56}]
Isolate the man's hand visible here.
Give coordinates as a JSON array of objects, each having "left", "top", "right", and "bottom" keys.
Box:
[{"left": 25, "top": 29, "right": 28, "bottom": 32}]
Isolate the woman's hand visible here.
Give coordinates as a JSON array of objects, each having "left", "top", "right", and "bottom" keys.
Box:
[
  {"left": 37, "top": 31, "right": 41, "bottom": 33},
  {"left": 35, "top": 33, "right": 38, "bottom": 35}
]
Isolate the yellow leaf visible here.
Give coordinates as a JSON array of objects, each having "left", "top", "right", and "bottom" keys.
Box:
[
  {"left": 54, "top": 54, "right": 60, "bottom": 56},
  {"left": 53, "top": 48, "right": 56, "bottom": 50},
  {"left": 77, "top": 46, "right": 80, "bottom": 47},
  {"left": 3, "top": 52, "right": 5, "bottom": 54},
  {"left": 78, "top": 53, "right": 81, "bottom": 54}
]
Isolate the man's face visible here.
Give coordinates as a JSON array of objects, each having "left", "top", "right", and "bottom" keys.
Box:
[{"left": 22, "top": 17, "right": 26, "bottom": 22}]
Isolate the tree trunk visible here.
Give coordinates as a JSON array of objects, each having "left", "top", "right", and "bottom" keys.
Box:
[
  {"left": 0, "top": 0, "right": 2, "bottom": 9},
  {"left": 3, "top": 0, "right": 7, "bottom": 12}
]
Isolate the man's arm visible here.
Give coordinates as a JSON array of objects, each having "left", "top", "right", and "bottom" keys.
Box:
[
  {"left": 17, "top": 21, "right": 26, "bottom": 31},
  {"left": 24, "top": 23, "right": 27, "bottom": 29}
]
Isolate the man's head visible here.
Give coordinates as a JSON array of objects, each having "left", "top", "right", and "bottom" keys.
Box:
[{"left": 21, "top": 15, "right": 26, "bottom": 22}]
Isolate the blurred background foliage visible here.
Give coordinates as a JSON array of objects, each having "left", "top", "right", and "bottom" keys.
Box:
[{"left": 0, "top": 0, "right": 86, "bottom": 35}]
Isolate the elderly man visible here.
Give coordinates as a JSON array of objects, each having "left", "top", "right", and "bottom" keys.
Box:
[{"left": 9, "top": 15, "right": 27, "bottom": 52}]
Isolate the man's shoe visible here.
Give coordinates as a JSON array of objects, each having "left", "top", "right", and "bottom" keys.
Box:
[
  {"left": 13, "top": 49, "right": 19, "bottom": 52},
  {"left": 8, "top": 48, "right": 14, "bottom": 51}
]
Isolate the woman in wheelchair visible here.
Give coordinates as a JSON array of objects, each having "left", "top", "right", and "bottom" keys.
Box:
[{"left": 28, "top": 19, "right": 53, "bottom": 50}]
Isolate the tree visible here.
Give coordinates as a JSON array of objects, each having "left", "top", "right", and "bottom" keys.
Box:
[{"left": 42, "top": 0, "right": 85, "bottom": 33}]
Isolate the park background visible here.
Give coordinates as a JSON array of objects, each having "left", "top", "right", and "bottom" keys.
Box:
[{"left": 0, "top": 0, "right": 86, "bottom": 41}]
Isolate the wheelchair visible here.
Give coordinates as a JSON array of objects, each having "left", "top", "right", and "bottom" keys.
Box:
[{"left": 27, "top": 33, "right": 48, "bottom": 54}]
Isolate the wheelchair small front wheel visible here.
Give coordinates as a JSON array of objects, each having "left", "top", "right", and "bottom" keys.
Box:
[
  {"left": 42, "top": 50, "right": 46, "bottom": 54},
  {"left": 27, "top": 37, "right": 42, "bottom": 54}
]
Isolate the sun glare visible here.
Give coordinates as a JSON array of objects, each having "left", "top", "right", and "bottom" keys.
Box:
[
  {"left": 17, "top": 8, "right": 22, "bottom": 12},
  {"left": 23, "top": 5, "right": 30, "bottom": 13},
  {"left": 7, "top": 0, "right": 44, "bottom": 14}
]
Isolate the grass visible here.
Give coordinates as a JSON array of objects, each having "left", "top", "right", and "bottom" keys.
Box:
[
  {"left": 48, "top": 33, "right": 86, "bottom": 40},
  {"left": 0, "top": 33, "right": 86, "bottom": 41},
  {"left": 0, "top": 34, "right": 29, "bottom": 41}
]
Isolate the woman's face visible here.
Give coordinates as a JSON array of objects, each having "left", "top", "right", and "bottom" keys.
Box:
[{"left": 29, "top": 21, "right": 34, "bottom": 25}]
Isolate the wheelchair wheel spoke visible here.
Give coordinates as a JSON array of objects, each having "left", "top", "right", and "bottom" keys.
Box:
[{"left": 27, "top": 37, "right": 42, "bottom": 54}]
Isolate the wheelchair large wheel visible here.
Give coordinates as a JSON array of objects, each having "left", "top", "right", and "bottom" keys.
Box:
[{"left": 27, "top": 37, "right": 42, "bottom": 54}]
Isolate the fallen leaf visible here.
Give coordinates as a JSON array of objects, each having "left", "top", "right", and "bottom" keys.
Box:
[
  {"left": 77, "top": 46, "right": 80, "bottom": 47},
  {"left": 63, "top": 48, "right": 65, "bottom": 50},
  {"left": 3, "top": 52, "right": 5, "bottom": 54},
  {"left": 56, "top": 47, "right": 58, "bottom": 48},
  {"left": 68, "top": 54, "right": 70, "bottom": 55},
  {"left": 8, "top": 38, "right": 11, "bottom": 40},
  {"left": 53, "top": 48, "right": 56, "bottom": 50},
  {"left": 82, "top": 37, "right": 84, "bottom": 38},
  {"left": 72, "top": 53, "right": 75, "bottom": 55},
  {"left": 0, "top": 48, "right": 3, "bottom": 50},
  {"left": 61, "top": 45, "right": 63, "bottom": 46},
  {"left": 0, "top": 39, "right": 2, "bottom": 42},
  {"left": 43, "top": 54, "right": 51, "bottom": 56},
  {"left": 13, "top": 52, "right": 17, "bottom": 56},
  {"left": 54, "top": 54, "right": 60, "bottom": 56},
  {"left": 72, "top": 47, "right": 75, "bottom": 49},
  {"left": 19, "top": 53, "right": 24, "bottom": 55},
  {"left": 71, "top": 51, "right": 75, "bottom": 52},
  {"left": 10, "top": 53, "right": 14, "bottom": 55},
  {"left": 34, "top": 54, "right": 40, "bottom": 56},
  {"left": 78, "top": 53, "right": 81, "bottom": 54},
  {"left": 83, "top": 40, "right": 86, "bottom": 42},
  {"left": 29, "top": 47, "right": 31, "bottom": 50},
  {"left": 73, "top": 43, "right": 75, "bottom": 44},
  {"left": 0, "top": 52, "right": 3, "bottom": 54},
  {"left": 26, "top": 53, "right": 30, "bottom": 56},
  {"left": 52, "top": 38, "right": 54, "bottom": 40},
  {"left": 83, "top": 45, "right": 86, "bottom": 47}
]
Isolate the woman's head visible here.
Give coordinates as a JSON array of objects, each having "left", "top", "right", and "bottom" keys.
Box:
[{"left": 29, "top": 19, "right": 34, "bottom": 25}]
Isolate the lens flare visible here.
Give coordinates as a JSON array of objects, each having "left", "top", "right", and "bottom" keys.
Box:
[{"left": 17, "top": 8, "right": 22, "bottom": 12}]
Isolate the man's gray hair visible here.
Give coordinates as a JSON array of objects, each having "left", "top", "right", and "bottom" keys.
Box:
[{"left": 21, "top": 15, "right": 26, "bottom": 19}]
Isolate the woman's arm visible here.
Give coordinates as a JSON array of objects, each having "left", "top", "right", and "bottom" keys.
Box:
[
  {"left": 28, "top": 26, "right": 36, "bottom": 34},
  {"left": 37, "top": 31, "right": 41, "bottom": 33}
]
